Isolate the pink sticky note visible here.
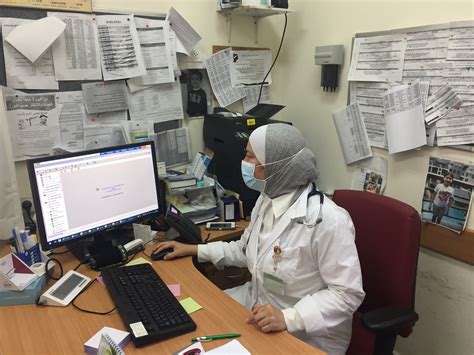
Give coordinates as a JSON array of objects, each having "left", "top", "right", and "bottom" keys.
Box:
[
  {"left": 96, "top": 276, "right": 105, "bottom": 287},
  {"left": 167, "top": 284, "right": 180, "bottom": 297}
]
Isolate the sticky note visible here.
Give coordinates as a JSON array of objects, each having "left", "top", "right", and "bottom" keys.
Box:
[
  {"left": 167, "top": 284, "right": 181, "bottom": 297},
  {"left": 179, "top": 297, "right": 202, "bottom": 314},
  {"left": 126, "top": 257, "right": 151, "bottom": 267}
]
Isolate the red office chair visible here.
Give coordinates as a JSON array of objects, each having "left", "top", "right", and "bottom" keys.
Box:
[{"left": 332, "top": 190, "right": 420, "bottom": 355}]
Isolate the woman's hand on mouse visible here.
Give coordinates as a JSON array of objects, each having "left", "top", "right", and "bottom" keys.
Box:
[{"left": 154, "top": 241, "right": 198, "bottom": 260}]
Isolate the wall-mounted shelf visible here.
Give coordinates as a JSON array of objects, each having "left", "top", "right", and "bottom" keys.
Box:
[{"left": 217, "top": 5, "right": 291, "bottom": 43}]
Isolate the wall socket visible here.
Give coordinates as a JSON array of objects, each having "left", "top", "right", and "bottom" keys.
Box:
[{"left": 189, "top": 48, "right": 203, "bottom": 62}]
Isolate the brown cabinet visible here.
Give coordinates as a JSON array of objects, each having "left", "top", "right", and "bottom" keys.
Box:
[
  {"left": 193, "top": 258, "right": 251, "bottom": 290},
  {"left": 195, "top": 220, "right": 251, "bottom": 289}
]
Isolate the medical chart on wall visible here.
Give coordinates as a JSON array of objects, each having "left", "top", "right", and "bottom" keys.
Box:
[
  {"left": 348, "top": 34, "right": 407, "bottom": 83},
  {"left": 346, "top": 20, "right": 474, "bottom": 154},
  {"left": 95, "top": 14, "right": 146, "bottom": 81},
  {"left": 48, "top": 12, "right": 102, "bottom": 81}
]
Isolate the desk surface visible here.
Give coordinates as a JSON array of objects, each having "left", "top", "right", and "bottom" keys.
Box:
[
  {"left": 0, "top": 237, "right": 323, "bottom": 354},
  {"left": 200, "top": 219, "right": 250, "bottom": 242}
]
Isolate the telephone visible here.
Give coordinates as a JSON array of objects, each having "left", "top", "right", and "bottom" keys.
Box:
[{"left": 164, "top": 204, "right": 202, "bottom": 244}]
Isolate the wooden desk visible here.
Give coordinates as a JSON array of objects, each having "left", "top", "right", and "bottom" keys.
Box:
[
  {"left": 199, "top": 219, "right": 250, "bottom": 242},
  {"left": 0, "top": 243, "right": 323, "bottom": 354}
]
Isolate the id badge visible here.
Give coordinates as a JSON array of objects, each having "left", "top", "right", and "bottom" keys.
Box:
[{"left": 263, "top": 272, "right": 285, "bottom": 295}]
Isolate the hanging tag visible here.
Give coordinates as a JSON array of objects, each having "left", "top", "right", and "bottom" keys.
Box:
[{"left": 272, "top": 245, "right": 282, "bottom": 271}]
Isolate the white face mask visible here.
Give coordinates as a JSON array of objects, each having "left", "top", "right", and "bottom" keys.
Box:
[{"left": 241, "top": 148, "right": 305, "bottom": 192}]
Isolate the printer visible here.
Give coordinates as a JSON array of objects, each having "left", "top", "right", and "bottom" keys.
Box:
[{"left": 203, "top": 104, "right": 287, "bottom": 217}]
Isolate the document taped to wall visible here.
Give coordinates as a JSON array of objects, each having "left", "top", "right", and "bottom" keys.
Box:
[{"left": 0, "top": 0, "right": 92, "bottom": 12}]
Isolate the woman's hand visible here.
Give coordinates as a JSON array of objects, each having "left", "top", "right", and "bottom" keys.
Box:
[
  {"left": 152, "top": 241, "right": 198, "bottom": 260},
  {"left": 247, "top": 304, "right": 287, "bottom": 332}
]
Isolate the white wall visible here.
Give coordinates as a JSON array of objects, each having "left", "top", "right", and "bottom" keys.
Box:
[{"left": 9, "top": 0, "right": 474, "bottom": 354}]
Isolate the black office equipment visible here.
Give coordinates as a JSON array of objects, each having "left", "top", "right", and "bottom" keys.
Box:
[
  {"left": 164, "top": 205, "right": 202, "bottom": 244},
  {"left": 27, "top": 142, "right": 163, "bottom": 265},
  {"left": 151, "top": 247, "right": 174, "bottom": 261},
  {"left": 203, "top": 106, "right": 287, "bottom": 216},
  {"left": 102, "top": 264, "right": 196, "bottom": 347}
]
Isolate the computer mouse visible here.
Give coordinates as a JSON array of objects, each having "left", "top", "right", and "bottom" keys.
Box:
[{"left": 151, "top": 247, "right": 174, "bottom": 261}]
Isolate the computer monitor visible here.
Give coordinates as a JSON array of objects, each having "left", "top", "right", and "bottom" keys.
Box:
[{"left": 27, "top": 142, "right": 161, "bottom": 262}]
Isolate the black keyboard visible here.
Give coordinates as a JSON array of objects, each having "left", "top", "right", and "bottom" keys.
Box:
[{"left": 102, "top": 263, "right": 196, "bottom": 347}]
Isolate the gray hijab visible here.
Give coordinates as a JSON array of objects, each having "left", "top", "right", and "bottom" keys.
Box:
[{"left": 249, "top": 123, "right": 319, "bottom": 199}]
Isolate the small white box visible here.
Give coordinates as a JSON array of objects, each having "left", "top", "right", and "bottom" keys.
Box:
[{"left": 242, "top": 0, "right": 271, "bottom": 6}]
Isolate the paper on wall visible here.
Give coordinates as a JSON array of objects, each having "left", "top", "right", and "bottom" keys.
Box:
[
  {"left": 85, "top": 110, "right": 128, "bottom": 125},
  {"left": 332, "top": 103, "right": 373, "bottom": 164},
  {"left": 149, "top": 128, "right": 191, "bottom": 167},
  {"left": 382, "top": 81, "right": 427, "bottom": 154},
  {"left": 81, "top": 81, "right": 129, "bottom": 114},
  {"left": 95, "top": 14, "right": 146, "bottom": 81},
  {"left": 83, "top": 124, "right": 126, "bottom": 150},
  {"left": 121, "top": 120, "right": 155, "bottom": 143},
  {"left": 48, "top": 12, "right": 102, "bottom": 81},
  {"left": 128, "top": 82, "right": 183, "bottom": 122},
  {"left": 230, "top": 49, "right": 272, "bottom": 87},
  {"left": 349, "top": 81, "right": 389, "bottom": 149},
  {"left": 243, "top": 85, "right": 271, "bottom": 112},
  {"left": 205, "top": 49, "right": 246, "bottom": 107},
  {"left": 436, "top": 105, "right": 474, "bottom": 146},
  {"left": 5, "top": 16, "right": 65, "bottom": 63},
  {"left": 166, "top": 7, "right": 201, "bottom": 55},
  {"left": 348, "top": 34, "right": 407, "bottom": 82},
  {"left": 351, "top": 156, "right": 388, "bottom": 194},
  {"left": 4, "top": 93, "right": 62, "bottom": 161},
  {"left": 127, "top": 18, "right": 175, "bottom": 88},
  {"left": 2, "top": 19, "right": 59, "bottom": 90},
  {"left": 169, "top": 29, "right": 181, "bottom": 77},
  {"left": 54, "top": 91, "right": 85, "bottom": 152},
  {"left": 424, "top": 83, "right": 463, "bottom": 125}
]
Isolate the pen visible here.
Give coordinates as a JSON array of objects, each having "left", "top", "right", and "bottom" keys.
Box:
[{"left": 191, "top": 333, "right": 240, "bottom": 342}]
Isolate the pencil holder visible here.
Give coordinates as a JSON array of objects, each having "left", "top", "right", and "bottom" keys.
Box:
[{"left": 15, "top": 244, "right": 42, "bottom": 267}]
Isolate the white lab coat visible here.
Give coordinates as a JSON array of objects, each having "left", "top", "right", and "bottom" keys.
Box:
[{"left": 198, "top": 184, "right": 365, "bottom": 355}]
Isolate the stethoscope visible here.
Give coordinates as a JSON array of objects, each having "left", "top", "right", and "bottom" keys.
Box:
[
  {"left": 242, "top": 182, "right": 324, "bottom": 254},
  {"left": 296, "top": 182, "right": 324, "bottom": 227}
]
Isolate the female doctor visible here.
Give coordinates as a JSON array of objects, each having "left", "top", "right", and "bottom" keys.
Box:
[{"left": 156, "top": 124, "right": 365, "bottom": 355}]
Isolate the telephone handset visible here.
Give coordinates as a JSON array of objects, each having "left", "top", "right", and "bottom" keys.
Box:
[{"left": 164, "top": 204, "right": 202, "bottom": 244}]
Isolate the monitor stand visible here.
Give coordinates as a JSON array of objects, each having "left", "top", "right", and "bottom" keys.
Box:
[{"left": 67, "top": 229, "right": 134, "bottom": 265}]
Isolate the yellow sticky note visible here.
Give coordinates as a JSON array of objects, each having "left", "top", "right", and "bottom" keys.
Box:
[
  {"left": 179, "top": 297, "right": 202, "bottom": 314},
  {"left": 126, "top": 257, "right": 151, "bottom": 266},
  {"left": 247, "top": 118, "right": 256, "bottom": 126}
]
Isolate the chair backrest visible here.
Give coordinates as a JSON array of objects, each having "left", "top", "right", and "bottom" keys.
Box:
[{"left": 332, "top": 190, "right": 421, "bottom": 313}]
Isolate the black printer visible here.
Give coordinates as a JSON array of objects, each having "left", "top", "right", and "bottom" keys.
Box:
[{"left": 203, "top": 104, "right": 287, "bottom": 217}]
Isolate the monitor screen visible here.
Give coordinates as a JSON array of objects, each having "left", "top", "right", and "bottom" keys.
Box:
[{"left": 28, "top": 142, "right": 161, "bottom": 251}]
